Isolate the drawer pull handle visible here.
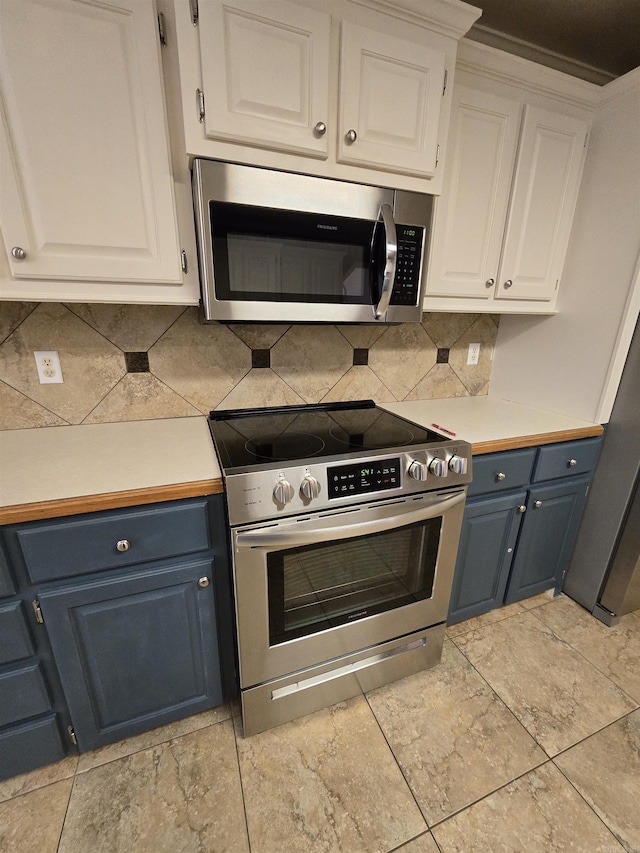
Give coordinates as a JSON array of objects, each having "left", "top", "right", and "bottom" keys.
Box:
[
  {"left": 568, "top": 459, "right": 578, "bottom": 467},
  {"left": 116, "top": 539, "right": 130, "bottom": 552},
  {"left": 504, "top": 279, "right": 513, "bottom": 289},
  {"left": 345, "top": 128, "right": 357, "bottom": 143},
  {"left": 314, "top": 121, "right": 327, "bottom": 136},
  {"left": 518, "top": 505, "right": 526, "bottom": 513},
  {"left": 496, "top": 472, "right": 506, "bottom": 481},
  {"left": 485, "top": 278, "right": 495, "bottom": 288},
  {"left": 197, "top": 577, "right": 210, "bottom": 589},
  {"left": 534, "top": 500, "right": 543, "bottom": 508}
]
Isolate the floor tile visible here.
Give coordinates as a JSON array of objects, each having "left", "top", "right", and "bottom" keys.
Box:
[
  {"left": 453, "top": 611, "right": 636, "bottom": 755},
  {"left": 555, "top": 709, "right": 640, "bottom": 851},
  {"left": 59, "top": 719, "right": 248, "bottom": 853},
  {"left": 0, "top": 778, "right": 72, "bottom": 853},
  {"left": 533, "top": 596, "right": 640, "bottom": 702},
  {"left": 235, "top": 695, "right": 426, "bottom": 853},
  {"left": 76, "top": 705, "right": 231, "bottom": 773},
  {"left": 445, "top": 601, "right": 525, "bottom": 638},
  {"left": 367, "top": 640, "right": 545, "bottom": 826},
  {"left": 432, "top": 762, "right": 624, "bottom": 852},
  {"left": 0, "top": 754, "right": 77, "bottom": 804},
  {"left": 394, "top": 831, "right": 440, "bottom": 852}
]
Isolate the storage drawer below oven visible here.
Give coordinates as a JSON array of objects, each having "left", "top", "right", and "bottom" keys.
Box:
[{"left": 240, "top": 623, "right": 445, "bottom": 737}]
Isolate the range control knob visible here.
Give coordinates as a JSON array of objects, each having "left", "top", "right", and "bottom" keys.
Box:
[
  {"left": 300, "top": 475, "right": 321, "bottom": 500},
  {"left": 273, "top": 478, "right": 295, "bottom": 506},
  {"left": 429, "top": 457, "right": 448, "bottom": 477},
  {"left": 448, "top": 455, "right": 468, "bottom": 475},
  {"left": 408, "top": 460, "right": 429, "bottom": 481}
]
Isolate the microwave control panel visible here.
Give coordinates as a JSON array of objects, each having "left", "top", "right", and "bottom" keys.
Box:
[{"left": 390, "top": 225, "right": 424, "bottom": 306}]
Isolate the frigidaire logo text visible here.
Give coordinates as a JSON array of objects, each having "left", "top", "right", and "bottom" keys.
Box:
[{"left": 317, "top": 224, "right": 338, "bottom": 231}]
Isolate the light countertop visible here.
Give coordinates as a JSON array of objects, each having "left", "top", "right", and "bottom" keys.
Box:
[
  {"left": 0, "top": 399, "right": 604, "bottom": 524},
  {"left": 381, "top": 397, "right": 603, "bottom": 454},
  {"left": 0, "top": 417, "right": 223, "bottom": 524}
]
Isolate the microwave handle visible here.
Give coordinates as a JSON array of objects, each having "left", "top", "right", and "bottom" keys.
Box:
[{"left": 373, "top": 203, "right": 398, "bottom": 320}]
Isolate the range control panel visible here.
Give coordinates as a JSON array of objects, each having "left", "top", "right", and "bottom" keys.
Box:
[{"left": 328, "top": 458, "right": 401, "bottom": 499}]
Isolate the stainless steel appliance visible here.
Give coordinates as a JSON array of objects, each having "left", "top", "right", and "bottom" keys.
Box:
[
  {"left": 208, "top": 400, "right": 472, "bottom": 735},
  {"left": 564, "top": 318, "right": 640, "bottom": 624},
  {"left": 192, "top": 160, "right": 434, "bottom": 324}
]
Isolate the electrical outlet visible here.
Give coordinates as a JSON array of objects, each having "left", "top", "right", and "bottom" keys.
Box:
[
  {"left": 467, "top": 343, "right": 480, "bottom": 366},
  {"left": 34, "top": 350, "right": 63, "bottom": 384}
]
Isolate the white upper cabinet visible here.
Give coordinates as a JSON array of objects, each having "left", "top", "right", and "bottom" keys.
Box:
[
  {"left": 197, "top": 0, "right": 331, "bottom": 158},
  {"left": 337, "top": 23, "right": 445, "bottom": 178},
  {"left": 160, "top": 0, "right": 480, "bottom": 194},
  {"left": 0, "top": 0, "right": 197, "bottom": 303},
  {"left": 425, "top": 41, "right": 596, "bottom": 313}
]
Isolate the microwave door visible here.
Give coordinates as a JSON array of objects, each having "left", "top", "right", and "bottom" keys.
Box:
[{"left": 371, "top": 204, "right": 398, "bottom": 321}]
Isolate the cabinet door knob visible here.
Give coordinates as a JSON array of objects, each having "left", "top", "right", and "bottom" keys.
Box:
[
  {"left": 116, "top": 539, "right": 130, "bottom": 552},
  {"left": 534, "top": 500, "right": 543, "bottom": 508},
  {"left": 197, "top": 577, "right": 210, "bottom": 588},
  {"left": 504, "top": 279, "right": 513, "bottom": 289},
  {"left": 11, "top": 246, "right": 27, "bottom": 260},
  {"left": 345, "top": 129, "right": 357, "bottom": 143},
  {"left": 314, "top": 121, "right": 327, "bottom": 136},
  {"left": 568, "top": 458, "right": 578, "bottom": 467},
  {"left": 518, "top": 505, "right": 526, "bottom": 513},
  {"left": 485, "top": 278, "right": 495, "bottom": 288},
  {"left": 496, "top": 472, "right": 506, "bottom": 481}
]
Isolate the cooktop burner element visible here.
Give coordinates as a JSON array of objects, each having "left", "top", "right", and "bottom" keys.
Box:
[{"left": 208, "top": 401, "right": 473, "bottom": 527}]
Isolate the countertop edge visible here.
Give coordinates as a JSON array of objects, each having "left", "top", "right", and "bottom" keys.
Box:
[
  {"left": 471, "top": 424, "right": 604, "bottom": 455},
  {"left": 0, "top": 478, "right": 225, "bottom": 526}
]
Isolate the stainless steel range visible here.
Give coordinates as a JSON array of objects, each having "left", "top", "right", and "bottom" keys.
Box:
[{"left": 208, "top": 400, "right": 472, "bottom": 736}]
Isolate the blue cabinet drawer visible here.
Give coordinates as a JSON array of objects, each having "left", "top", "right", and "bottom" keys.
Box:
[
  {"left": 16, "top": 499, "right": 212, "bottom": 582},
  {"left": 0, "top": 714, "right": 66, "bottom": 782},
  {"left": 0, "top": 661, "right": 52, "bottom": 727},
  {"left": 0, "top": 547, "right": 16, "bottom": 598},
  {"left": 0, "top": 601, "right": 34, "bottom": 665},
  {"left": 532, "top": 438, "right": 602, "bottom": 483},
  {"left": 468, "top": 448, "right": 537, "bottom": 497}
]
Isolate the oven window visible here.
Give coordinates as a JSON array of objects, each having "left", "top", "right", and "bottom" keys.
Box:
[{"left": 267, "top": 519, "right": 440, "bottom": 646}]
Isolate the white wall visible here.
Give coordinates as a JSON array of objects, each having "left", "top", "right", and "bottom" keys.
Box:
[{"left": 490, "top": 67, "right": 640, "bottom": 423}]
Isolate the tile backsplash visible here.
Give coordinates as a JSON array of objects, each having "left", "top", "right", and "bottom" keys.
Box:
[{"left": 0, "top": 303, "right": 499, "bottom": 430}]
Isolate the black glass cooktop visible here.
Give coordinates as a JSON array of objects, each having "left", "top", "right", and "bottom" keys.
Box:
[{"left": 209, "top": 400, "right": 447, "bottom": 470}]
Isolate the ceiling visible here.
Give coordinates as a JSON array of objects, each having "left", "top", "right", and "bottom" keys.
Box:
[{"left": 465, "top": 0, "right": 640, "bottom": 85}]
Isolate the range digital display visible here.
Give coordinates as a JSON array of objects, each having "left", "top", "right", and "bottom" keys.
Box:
[{"left": 328, "top": 458, "right": 401, "bottom": 499}]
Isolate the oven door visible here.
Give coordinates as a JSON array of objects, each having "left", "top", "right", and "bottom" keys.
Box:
[{"left": 232, "top": 487, "right": 466, "bottom": 689}]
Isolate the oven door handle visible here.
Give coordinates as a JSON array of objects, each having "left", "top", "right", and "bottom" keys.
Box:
[
  {"left": 373, "top": 203, "right": 397, "bottom": 321},
  {"left": 235, "top": 491, "right": 465, "bottom": 550}
]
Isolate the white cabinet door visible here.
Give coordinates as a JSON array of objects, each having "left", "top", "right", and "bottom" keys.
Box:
[
  {"left": 427, "top": 87, "right": 521, "bottom": 299},
  {"left": 0, "top": 0, "right": 181, "bottom": 284},
  {"left": 338, "top": 22, "right": 445, "bottom": 178},
  {"left": 496, "top": 106, "right": 589, "bottom": 302},
  {"left": 198, "top": 0, "right": 331, "bottom": 158}
]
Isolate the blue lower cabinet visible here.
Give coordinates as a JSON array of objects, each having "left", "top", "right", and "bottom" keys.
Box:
[
  {"left": 505, "top": 476, "right": 591, "bottom": 603},
  {"left": 449, "top": 438, "right": 601, "bottom": 625},
  {"left": 448, "top": 492, "right": 526, "bottom": 624},
  {"left": 0, "top": 714, "right": 66, "bottom": 780},
  {"left": 38, "top": 556, "right": 224, "bottom": 752}
]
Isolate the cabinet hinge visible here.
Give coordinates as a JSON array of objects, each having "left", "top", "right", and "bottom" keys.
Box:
[
  {"left": 443, "top": 69, "right": 448, "bottom": 96},
  {"left": 189, "top": 0, "right": 199, "bottom": 26},
  {"left": 555, "top": 278, "right": 559, "bottom": 291},
  {"left": 197, "top": 88, "right": 205, "bottom": 123},
  {"left": 157, "top": 12, "right": 167, "bottom": 47},
  {"left": 584, "top": 132, "right": 589, "bottom": 148},
  {"left": 67, "top": 726, "right": 78, "bottom": 746},
  {"left": 181, "top": 249, "right": 188, "bottom": 273},
  {"left": 32, "top": 599, "right": 44, "bottom": 624},
  {"left": 435, "top": 144, "right": 440, "bottom": 168}
]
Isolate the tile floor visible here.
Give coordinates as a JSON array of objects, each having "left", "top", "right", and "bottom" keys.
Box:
[{"left": 2, "top": 592, "right": 639, "bottom": 853}]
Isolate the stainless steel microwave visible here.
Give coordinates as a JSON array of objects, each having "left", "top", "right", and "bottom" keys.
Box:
[{"left": 192, "top": 160, "right": 434, "bottom": 324}]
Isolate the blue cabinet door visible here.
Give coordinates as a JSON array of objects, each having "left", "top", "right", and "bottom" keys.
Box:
[
  {"left": 505, "top": 476, "right": 591, "bottom": 604},
  {"left": 38, "top": 556, "right": 224, "bottom": 752},
  {"left": 448, "top": 491, "right": 526, "bottom": 624}
]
